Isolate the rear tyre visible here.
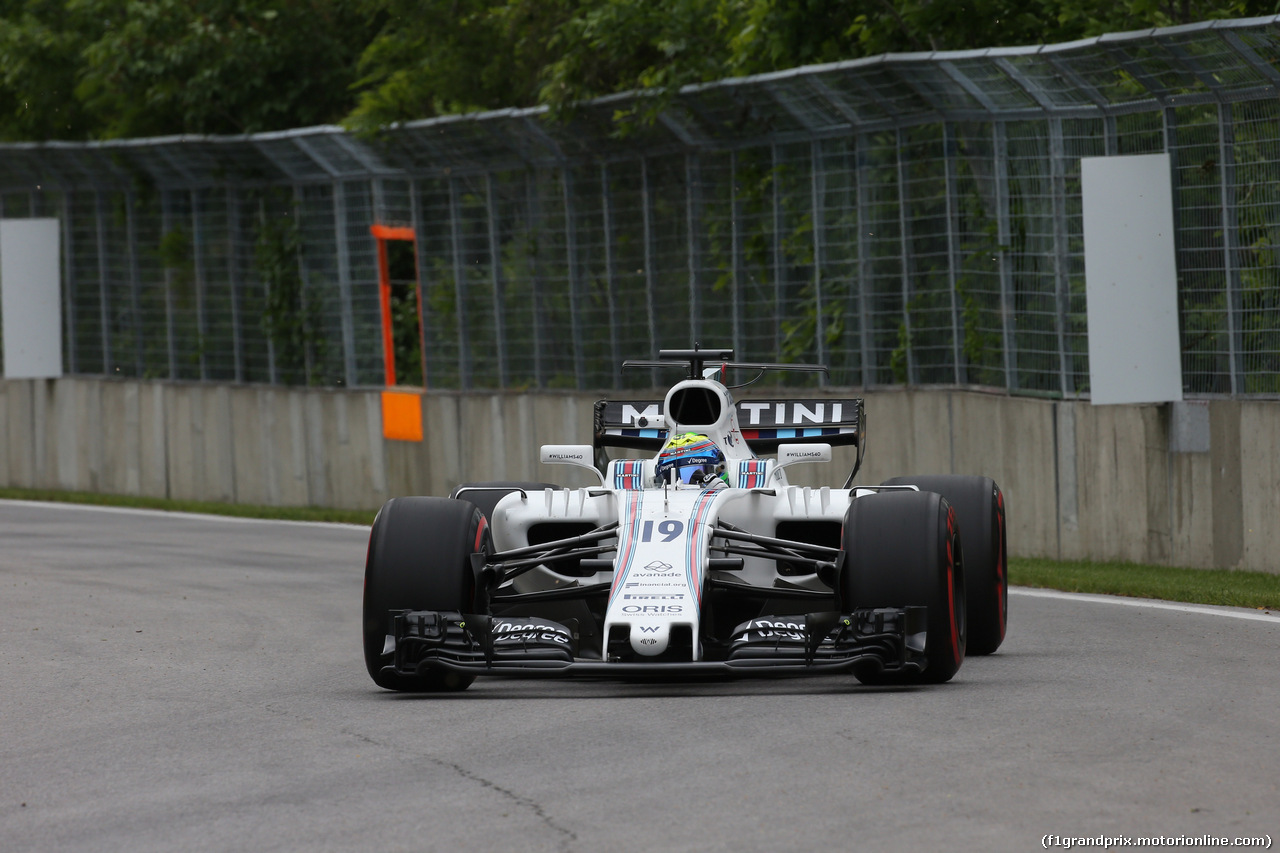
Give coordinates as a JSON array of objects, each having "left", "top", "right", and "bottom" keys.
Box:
[
  {"left": 881, "top": 475, "right": 1007, "bottom": 655},
  {"left": 362, "top": 497, "right": 489, "bottom": 692},
  {"left": 843, "top": 490, "right": 965, "bottom": 684}
]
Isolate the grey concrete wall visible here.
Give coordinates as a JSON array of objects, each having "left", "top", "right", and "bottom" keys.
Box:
[{"left": 0, "top": 376, "right": 1276, "bottom": 572}]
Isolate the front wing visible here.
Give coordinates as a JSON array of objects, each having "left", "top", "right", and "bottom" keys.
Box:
[{"left": 384, "top": 606, "right": 928, "bottom": 680}]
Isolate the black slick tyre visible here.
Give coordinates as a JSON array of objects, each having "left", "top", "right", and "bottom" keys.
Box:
[
  {"left": 843, "top": 490, "right": 965, "bottom": 684},
  {"left": 362, "top": 496, "right": 489, "bottom": 692},
  {"left": 881, "top": 475, "right": 1007, "bottom": 655}
]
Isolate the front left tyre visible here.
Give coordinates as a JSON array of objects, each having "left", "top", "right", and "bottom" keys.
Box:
[{"left": 362, "top": 496, "right": 489, "bottom": 692}]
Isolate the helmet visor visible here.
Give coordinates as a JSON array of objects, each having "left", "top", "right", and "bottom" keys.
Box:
[{"left": 675, "top": 462, "right": 719, "bottom": 484}]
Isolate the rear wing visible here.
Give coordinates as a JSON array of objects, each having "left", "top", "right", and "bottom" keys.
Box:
[{"left": 594, "top": 398, "right": 865, "bottom": 454}]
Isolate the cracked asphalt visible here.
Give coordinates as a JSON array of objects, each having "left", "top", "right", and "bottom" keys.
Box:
[{"left": 2, "top": 500, "right": 1278, "bottom": 852}]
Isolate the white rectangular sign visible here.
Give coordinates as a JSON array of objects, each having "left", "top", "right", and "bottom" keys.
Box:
[
  {"left": 1, "top": 218, "right": 63, "bottom": 378},
  {"left": 1080, "top": 154, "right": 1182, "bottom": 405}
]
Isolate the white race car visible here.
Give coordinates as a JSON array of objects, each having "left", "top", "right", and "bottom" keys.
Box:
[{"left": 363, "top": 347, "right": 1007, "bottom": 691}]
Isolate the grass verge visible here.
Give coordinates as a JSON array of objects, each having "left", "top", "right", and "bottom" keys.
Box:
[
  {"left": 3, "top": 486, "right": 1278, "bottom": 610},
  {"left": 1011, "top": 558, "right": 1280, "bottom": 611}
]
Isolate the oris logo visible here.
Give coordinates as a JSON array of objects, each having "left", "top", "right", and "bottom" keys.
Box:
[{"left": 622, "top": 605, "right": 683, "bottom": 614}]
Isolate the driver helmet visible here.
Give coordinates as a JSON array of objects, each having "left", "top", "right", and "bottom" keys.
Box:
[{"left": 656, "top": 433, "right": 727, "bottom": 487}]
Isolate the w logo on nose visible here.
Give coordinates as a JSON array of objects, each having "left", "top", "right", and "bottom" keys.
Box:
[{"left": 639, "top": 626, "right": 659, "bottom": 633}]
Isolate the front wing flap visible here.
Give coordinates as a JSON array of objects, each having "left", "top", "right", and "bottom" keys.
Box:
[{"left": 384, "top": 606, "right": 928, "bottom": 680}]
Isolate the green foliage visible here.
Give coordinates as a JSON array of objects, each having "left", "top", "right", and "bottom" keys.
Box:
[
  {"left": 539, "top": 0, "right": 739, "bottom": 127},
  {"left": 79, "top": 0, "right": 374, "bottom": 137},
  {"left": 3, "top": 0, "right": 1277, "bottom": 140},
  {"left": 0, "top": 0, "right": 374, "bottom": 140},
  {"left": 0, "top": 1, "right": 97, "bottom": 139},
  {"left": 1011, "top": 557, "right": 1280, "bottom": 610},
  {"left": 157, "top": 225, "right": 208, "bottom": 372},
  {"left": 256, "top": 212, "right": 325, "bottom": 385},
  {"left": 350, "top": 0, "right": 573, "bottom": 130},
  {"left": 353, "top": 0, "right": 1280, "bottom": 135},
  {"left": 389, "top": 284, "right": 423, "bottom": 387}
]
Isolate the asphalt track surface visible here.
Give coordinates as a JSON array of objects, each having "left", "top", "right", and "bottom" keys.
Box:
[{"left": 2, "top": 500, "right": 1278, "bottom": 853}]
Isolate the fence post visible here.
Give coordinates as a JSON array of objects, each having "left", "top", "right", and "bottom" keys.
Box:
[
  {"left": 161, "top": 190, "right": 177, "bottom": 379},
  {"left": 686, "top": 153, "right": 702, "bottom": 348},
  {"left": 409, "top": 179, "right": 430, "bottom": 389},
  {"left": 855, "top": 134, "right": 874, "bottom": 386},
  {"left": 94, "top": 191, "right": 112, "bottom": 374},
  {"left": 562, "top": 169, "right": 585, "bottom": 388},
  {"left": 486, "top": 173, "right": 509, "bottom": 388},
  {"left": 448, "top": 176, "right": 471, "bottom": 389},
  {"left": 333, "top": 181, "right": 358, "bottom": 387},
  {"left": 1050, "top": 117, "right": 1072, "bottom": 396},
  {"left": 227, "top": 186, "right": 244, "bottom": 383},
  {"left": 525, "top": 170, "right": 545, "bottom": 386},
  {"left": 601, "top": 162, "right": 621, "bottom": 372},
  {"left": 258, "top": 194, "right": 278, "bottom": 385},
  {"left": 993, "top": 122, "right": 1017, "bottom": 392},
  {"left": 1219, "top": 102, "right": 1242, "bottom": 394},
  {"left": 125, "top": 191, "right": 144, "bottom": 377},
  {"left": 62, "top": 191, "right": 77, "bottom": 375},
  {"left": 291, "top": 185, "right": 314, "bottom": 386},
  {"left": 190, "top": 190, "right": 209, "bottom": 381},
  {"left": 896, "top": 128, "right": 915, "bottom": 384},
  {"left": 771, "top": 144, "right": 784, "bottom": 359},
  {"left": 641, "top": 158, "right": 658, "bottom": 375},
  {"left": 729, "top": 151, "right": 743, "bottom": 357},
  {"left": 811, "top": 140, "right": 826, "bottom": 374},
  {"left": 943, "top": 124, "right": 963, "bottom": 385}
]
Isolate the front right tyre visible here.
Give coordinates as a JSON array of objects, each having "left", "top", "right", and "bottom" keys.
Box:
[{"left": 842, "top": 489, "right": 966, "bottom": 684}]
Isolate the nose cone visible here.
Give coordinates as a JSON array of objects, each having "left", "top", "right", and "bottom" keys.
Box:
[{"left": 630, "top": 622, "right": 670, "bottom": 656}]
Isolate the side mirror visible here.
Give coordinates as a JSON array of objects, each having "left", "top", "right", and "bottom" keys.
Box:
[{"left": 539, "top": 444, "right": 606, "bottom": 486}]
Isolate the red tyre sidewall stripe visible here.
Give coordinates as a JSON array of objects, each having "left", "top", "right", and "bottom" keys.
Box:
[
  {"left": 996, "top": 488, "right": 1007, "bottom": 641},
  {"left": 945, "top": 503, "right": 961, "bottom": 666}
]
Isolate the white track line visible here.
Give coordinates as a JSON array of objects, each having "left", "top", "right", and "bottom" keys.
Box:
[{"left": 1012, "top": 586, "right": 1280, "bottom": 624}]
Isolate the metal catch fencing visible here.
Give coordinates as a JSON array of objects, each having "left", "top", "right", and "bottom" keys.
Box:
[{"left": 0, "top": 16, "right": 1278, "bottom": 395}]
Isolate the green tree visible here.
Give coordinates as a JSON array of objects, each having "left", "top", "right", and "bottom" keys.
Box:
[
  {"left": 352, "top": 0, "right": 1280, "bottom": 134},
  {"left": 0, "top": 0, "right": 96, "bottom": 139},
  {"left": 0, "top": 0, "right": 374, "bottom": 140},
  {"left": 5, "top": 0, "right": 1276, "bottom": 141},
  {"left": 349, "top": 0, "right": 574, "bottom": 129},
  {"left": 77, "top": 0, "right": 375, "bottom": 137}
]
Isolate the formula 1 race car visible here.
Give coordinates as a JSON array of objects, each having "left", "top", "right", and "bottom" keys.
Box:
[{"left": 363, "top": 346, "right": 1007, "bottom": 691}]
